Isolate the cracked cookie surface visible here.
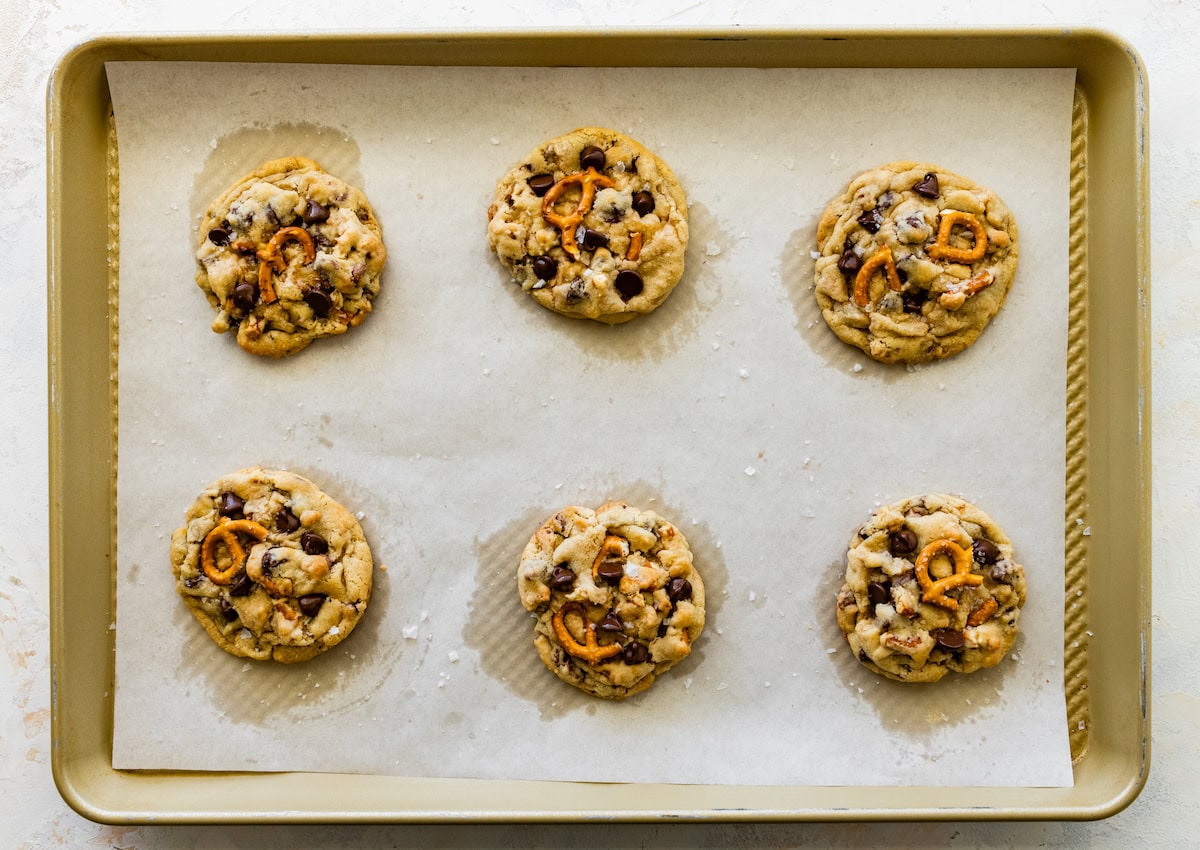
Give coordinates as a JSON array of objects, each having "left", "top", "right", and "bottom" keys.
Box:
[
  {"left": 487, "top": 128, "right": 688, "bottom": 324},
  {"left": 195, "top": 157, "right": 386, "bottom": 357},
  {"left": 518, "top": 501, "right": 705, "bottom": 699},
  {"left": 170, "top": 467, "right": 373, "bottom": 662},
  {"left": 835, "top": 493, "right": 1027, "bottom": 683},
  {"left": 814, "top": 161, "right": 1019, "bottom": 363}
]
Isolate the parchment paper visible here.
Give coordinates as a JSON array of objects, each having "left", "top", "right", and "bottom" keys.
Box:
[{"left": 108, "top": 61, "right": 1076, "bottom": 787}]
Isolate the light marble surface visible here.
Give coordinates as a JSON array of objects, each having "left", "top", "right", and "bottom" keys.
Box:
[{"left": 2, "top": 0, "right": 1194, "bottom": 846}]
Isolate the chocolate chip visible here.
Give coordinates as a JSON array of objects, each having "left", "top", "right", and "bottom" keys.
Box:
[
  {"left": 532, "top": 256, "right": 557, "bottom": 281},
  {"left": 614, "top": 270, "right": 643, "bottom": 302},
  {"left": 564, "top": 278, "right": 588, "bottom": 305},
  {"left": 300, "top": 532, "right": 328, "bottom": 555},
  {"left": 527, "top": 174, "right": 555, "bottom": 196},
  {"left": 231, "top": 282, "right": 258, "bottom": 312},
  {"left": 302, "top": 199, "right": 329, "bottom": 224},
  {"left": 183, "top": 575, "right": 202, "bottom": 589},
  {"left": 858, "top": 649, "right": 871, "bottom": 663},
  {"left": 598, "top": 612, "right": 623, "bottom": 633},
  {"left": 549, "top": 566, "right": 575, "bottom": 590},
  {"left": 218, "top": 491, "right": 245, "bottom": 518},
  {"left": 208, "top": 227, "right": 232, "bottom": 246},
  {"left": 580, "top": 145, "right": 606, "bottom": 171},
  {"left": 276, "top": 507, "right": 301, "bottom": 533},
  {"left": 857, "top": 209, "right": 883, "bottom": 233},
  {"left": 621, "top": 641, "right": 650, "bottom": 665},
  {"left": 837, "top": 247, "right": 861, "bottom": 274},
  {"left": 260, "top": 549, "right": 276, "bottom": 572},
  {"left": 219, "top": 598, "right": 238, "bottom": 621},
  {"left": 265, "top": 207, "right": 281, "bottom": 227},
  {"left": 908, "top": 505, "right": 930, "bottom": 517},
  {"left": 913, "top": 172, "right": 940, "bottom": 199},
  {"left": 896, "top": 267, "right": 908, "bottom": 283},
  {"left": 595, "top": 558, "right": 625, "bottom": 585},
  {"left": 303, "top": 287, "right": 333, "bottom": 318},
  {"left": 667, "top": 578, "right": 692, "bottom": 602},
  {"left": 931, "top": 628, "right": 965, "bottom": 650},
  {"left": 878, "top": 191, "right": 897, "bottom": 210},
  {"left": 902, "top": 289, "right": 927, "bottom": 314},
  {"left": 297, "top": 594, "right": 325, "bottom": 617},
  {"left": 657, "top": 622, "right": 668, "bottom": 637},
  {"left": 579, "top": 228, "right": 609, "bottom": 252},
  {"left": 888, "top": 529, "right": 918, "bottom": 556},
  {"left": 972, "top": 539, "right": 1001, "bottom": 565},
  {"left": 867, "top": 581, "right": 890, "bottom": 606},
  {"left": 229, "top": 571, "right": 253, "bottom": 597},
  {"left": 632, "top": 191, "right": 655, "bottom": 216}
]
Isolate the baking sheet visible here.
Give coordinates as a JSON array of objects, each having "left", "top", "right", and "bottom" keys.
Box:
[{"left": 107, "top": 61, "right": 1076, "bottom": 787}]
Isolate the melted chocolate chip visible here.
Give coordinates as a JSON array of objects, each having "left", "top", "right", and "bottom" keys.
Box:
[
  {"left": 303, "top": 287, "right": 333, "bottom": 318},
  {"left": 297, "top": 594, "right": 325, "bottom": 617},
  {"left": 632, "top": 191, "right": 655, "bottom": 216},
  {"left": 888, "top": 529, "right": 918, "bottom": 556},
  {"left": 563, "top": 278, "right": 588, "bottom": 305},
  {"left": 300, "top": 532, "right": 328, "bottom": 555},
  {"left": 902, "top": 289, "right": 927, "bottom": 314},
  {"left": 621, "top": 641, "right": 650, "bottom": 665},
  {"left": 595, "top": 558, "right": 625, "bottom": 585},
  {"left": 218, "top": 491, "right": 245, "bottom": 518},
  {"left": 208, "top": 227, "right": 232, "bottom": 246},
  {"left": 302, "top": 199, "right": 329, "bottom": 224},
  {"left": 229, "top": 571, "right": 253, "bottom": 597},
  {"left": 549, "top": 566, "right": 575, "bottom": 590},
  {"left": 183, "top": 575, "right": 202, "bottom": 589},
  {"left": 527, "top": 174, "right": 555, "bottom": 196},
  {"left": 598, "top": 612, "right": 623, "bottom": 633},
  {"left": 532, "top": 256, "right": 558, "bottom": 281},
  {"left": 231, "top": 282, "right": 258, "bottom": 312},
  {"left": 858, "top": 649, "right": 871, "bottom": 663},
  {"left": 931, "top": 628, "right": 965, "bottom": 650},
  {"left": 614, "top": 270, "right": 643, "bottom": 302},
  {"left": 913, "top": 172, "right": 940, "bottom": 199},
  {"left": 579, "top": 145, "right": 606, "bottom": 171},
  {"left": 838, "top": 247, "right": 861, "bottom": 274},
  {"left": 857, "top": 208, "right": 883, "bottom": 233},
  {"left": 276, "top": 507, "right": 301, "bottom": 533},
  {"left": 878, "top": 191, "right": 897, "bottom": 210},
  {"left": 667, "top": 577, "right": 692, "bottom": 602},
  {"left": 579, "top": 228, "right": 609, "bottom": 252},
  {"left": 260, "top": 549, "right": 276, "bottom": 572},
  {"left": 219, "top": 598, "right": 238, "bottom": 621},
  {"left": 265, "top": 207, "right": 281, "bottom": 227},
  {"left": 972, "top": 539, "right": 1001, "bottom": 565},
  {"left": 867, "top": 581, "right": 890, "bottom": 607}
]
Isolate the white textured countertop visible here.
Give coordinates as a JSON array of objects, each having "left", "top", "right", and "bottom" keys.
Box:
[{"left": 2, "top": 0, "right": 1193, "bottom": 846}]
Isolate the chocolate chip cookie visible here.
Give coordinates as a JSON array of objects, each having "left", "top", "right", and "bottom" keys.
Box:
[
  {"left": 835, "top": 494, "right": 1027, "bottom": 683},
  {"left": 487, "top": 128, "right": 689, "bottom": 324},
  {"left": 170, "top": 467, "right": 373, "bottom": 662},
  {"left": 195, "top": 157, "right": 386, "bottom": 357},
  {"left": 814, "top": 162, "right": 1019, "bottom": 363},
  {"left": 517, "top": 501, "right": 705, "bottom": 699}
]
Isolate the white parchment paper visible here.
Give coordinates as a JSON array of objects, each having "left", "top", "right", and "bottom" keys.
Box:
[{"left": 108, "top": 61, "right": 1076, "bottom": 787}]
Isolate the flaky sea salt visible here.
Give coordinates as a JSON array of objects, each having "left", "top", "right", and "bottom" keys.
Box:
[
  {"left": 402, "top": 625, "right": 419, "bottom": 640},
  {"left": 744, "top": 466, "right": 756, "bottom": 477}
]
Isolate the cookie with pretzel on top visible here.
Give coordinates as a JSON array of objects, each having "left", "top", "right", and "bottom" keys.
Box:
[
  {"left": 835, "top": 494, "right": 1027, "bottom": 683},
  {"left": 487, "top": 128, "right": 689, "bottom": 323},
  {"left": 813, "top": 162, "right": 1019, "bottom": 363}
]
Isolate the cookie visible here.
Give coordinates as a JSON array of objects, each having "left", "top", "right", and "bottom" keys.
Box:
[
  {"left": 170, "top": 467, "right": 373, "bottom": 662},
  {"left": 195, "top": 157, "right": 386, "bottom": 357},
  {"left": 517, "top": 501, "right": 705, "bottom": 699},
  {"left": 835, "top": 494, "right": 1027, "bottom": 683},
  {"left": 814, "top": 162, "right": 1019, "bottom": 363},
  {"left": 487, "top": 128, "right": 689, "bottom": 324}
]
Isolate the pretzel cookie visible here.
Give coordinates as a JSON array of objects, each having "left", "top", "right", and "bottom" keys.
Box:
[
  {"left": 487, "top": 128, "right": 689, "bottom": 323},
  {"left": 170, "top": 467, "right": 373, "bottom": 662},
  {"left": 835, "top": 494, "right": 1027, "bottom": 683},
  {"left": 517, "top": 502, "right": 705, "bottom": 699},
  {"left": 195, "top": 157, "right": 386, "bottom": 357},
  {"left": 814, "top": 162, "right": 1019, "bottom": 363}
]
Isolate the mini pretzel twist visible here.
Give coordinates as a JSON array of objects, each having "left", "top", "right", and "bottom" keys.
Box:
[
  {"left": 927, "top": 210, "right": 988, "bottom": 263},
  {"left": 256, "top": 226, "right": 316, "bottom": 304},
  {"left": 551, "top": 602, "right": 622, "bottom": 665},
  {"left": 541, "top": 168, "right": 616, "bottom": 260},
  {"left": 853, "top": 245, "right": 903, "bottom": 308},
  {"left": 915, "top": 538, "right": 984, "bottom": 612},
  {"left": 200, "top": 518, "right": 268, "bottom": 585},
  {"left": 937, "top": 269, "right": 996, "bottom": 311},
  {"left": 966, "top": 597, "right": 998, "bottom": 627}
]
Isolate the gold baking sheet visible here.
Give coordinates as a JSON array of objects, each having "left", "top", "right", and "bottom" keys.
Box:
[{"left": 47, "top": 28, "right": 1150, "bottom": 822}]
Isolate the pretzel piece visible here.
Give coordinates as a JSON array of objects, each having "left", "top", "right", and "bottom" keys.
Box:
[
  {"left": 541, "top": 168, "right": 615, "bottom": 260},
  {"left": 200, "top": 519, "right": 268, "bottom": 585},
  {"left": 927, "top": 210, "right": 988, "bottom": 263},
  {"left": 937, "top": 269, "right": 995, "bottom": 311},
  {"left": 966, "top": 597, "right": 998, "bottom": 628},
  {"left": 626, "top": 231, "right": 643, "bottom": 261},
  {"left": 915, "top": 538, "right": 984, "bottom": 612},
  {"left": 853, "top": 245, "right": 903, "bottom": 308},
  {"left": 551, "top": 602, "right": 622, "bottom": 665},
  {"left": 256, "top": 226, "right": 316, "bottom": 304}
]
